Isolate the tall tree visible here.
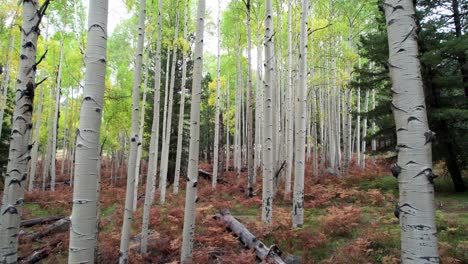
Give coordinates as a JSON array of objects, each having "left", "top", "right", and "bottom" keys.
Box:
[
  {"left": 383, "top": 0, "right": 439, "bottom": 262},
  {"left": 141, "top": 0, "right": 163, "bottom": 254},
  {"left": 173, "top": 0, "right": 190, "bottom": 195},
  {"left": 180, "top": 0, "right": 206, "bottom": 260},
  {"left": 0, "top": 0, "right": 50, "bottom": 262},
  {"left": 212, "top": 0, "right": 221, "bottom": 189},
  {"left": 68, "top": 0, "right": 108, "bottom": 261},
  {"left": 292, "top": 0, "right": 308, "bottom": 228},
  {"left": 119, "top": 0, "right": 146, "bottom": 261},
  {"left": 262, "top": 0, "right": 275, "bottom": 224}
]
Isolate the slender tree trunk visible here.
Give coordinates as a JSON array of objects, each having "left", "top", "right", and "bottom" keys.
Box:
[
  {"left": 133, "top": 55, "right": 149, "bottom": 211},
  {"left": 174, "top": 0, "right": 190, "bottom": 195},
  {"left": 225, "top": 78, "right": 230, "bottom": 172},
  {"left": 234, "top": 39, "right": 241, "bottom": 179},
  {"left": 361, "top": 89, "right": 369, "bottom": 169},
  {"left": 0, "top": 35, "right": 14, "bottom": 142},
  {"left": 180, "top": 0, "right": 206, "bottom": 260},
  {"left": 245, "top": 0, "right": 254, "bottom": 197},
  {"left": 262, "top": 0, "right": 275, "bottom": 225},
  {"left": 119, "top": 0, "right": 146, "bottom": 261},
  {"left": 285, "top": 0, "right": 293, "bottom": 198},
  {"left": 383, "top": 1, "right": 439, "bottom": 262},
  {"left": 255, "top": 27, "right": 263, "bottom": 180},
  {"left": 371, "top": 88, "right": 376, "bottom": 164},
  {"left": 0, "top": 1, "right": 50, "bottom": 261},
  {"left": 292, "top": 0, "right": 308, "bottom": 228},
  {"left": 67, "top": 0, "right": 108, "bottom": 262},
  {"left": 29, "top": 84, "right": 44, "bottom": 192},
  {"left": 60, "top": 98, "right": 68, "bottom": 176},
  {"left": 50, "top": 36, "right": 64, "bottom": 192},
  {"left": 160, "top": 4, "right": 181, "bottom": 204},
  {"left": 212, "top": 0, "right": 221, "bottom": 189},
  {"left": 356, "top": 87, "right": 361, "bottom": 166},
  {"left": 141, "top": 0, "right": 163, "bottom": 254}
]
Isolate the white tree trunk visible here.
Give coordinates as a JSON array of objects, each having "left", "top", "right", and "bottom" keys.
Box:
[
  {"left": 356, "top": 87, "right": 361, "bottom": 166},
  {"left": 245, "top": 0, "right": 254, "bottom": 197},
  {"left": 254, "top": 27, "right": 263, "bottom": 180},
  {"left": 292, "top": 0, "right": 308, "bottom": 227},
  {"left": 29, "top": 83, "right": 44, "bottom": 192},
  {"left": 383, "top": 0, "right": 439, "bottom": 262},
  {"left": 0, "top": 35, "right": 14, "bottom": 142},
  {"left": 174, "top": 0, "right": 190, "bottom": 195},
  {"left": 50, "top": 36, "right": 64, "bottom": 192},
  {"left": 285, "top": 0, "right": 293, "bottom": 198},
  {"left": 0, "top": 1, "right": 48, "bottom": 261},
  {"left": 371, "top": 88, "right": 376, "bottom": 164},
  {"left": 180, "top": 0, "right": 205, "bottom": 260},
  {"left": 159, "top": 5, "right": 180, "bottom": 204},
  {"left": 212, "top": 0, "right": 221, "bottom": 189},
  {"left": 262, "top": 0, "right": 275, "bottom": 225},
  {"left": 141, "top": 0, "right": 163, "bottom": 254},
  {"left": 67, "top": 0, "right": 108, "bottom": 262},
  {"left": 133, "top": 54, "right": 149, "bottom": 211},
  {"left": 119, "top": 0, "right": 146, "bottom": 261},
  {"left": 60, "top": 98, "right": 69, "bottom": 176},
  {"left": 361, "top": 89, "right": 369, "bottom": 169}
]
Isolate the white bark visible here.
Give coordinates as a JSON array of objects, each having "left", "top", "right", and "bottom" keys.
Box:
[
  {"left": 245, "top": 0, "right": 254, "bottom": 197},
  {"left": 371, "top": 88, "right": 376, "bottom": 164},
  {"left": 254, "top": 27, "right": 263, "bottom": 180},
  {"left": 119, "top": 0, "right": 146, "bottom": 261},
  {"left": 141, "top": 0, "right": 163, "bottom": 254},
  {"left": 67, "top": 0, "right": 108, "bottom": 262},
  {"left": 212, "top": 0, "right": 221, "bottom": 189},
  {"left": 180, "top": 0, "right": 205, "bottom": 261},
  {"left": 133, "top": 54, "right": 149, "bottom": 211},
  {"left": 60, "top": 98, "right": 69, "bottom": 176},
  {"left": 356, "top": 87, "right": 361, "bottom": 166},
  {"left": 0, "top": 1, "right": 46, "bottom": 262},
  {"left": 292, "top": 0, "right": 308, "bottom": 227},
  {"left": 262, "top": 0, "right": 275, "bottom": 225},
  {"left": 383, "top": 0, "right": 439, "bottom": 262},
  {"left": 50, "top": 36, "right": 64, "bottom": 192},
  {"left": 285, "top": 0, "right": 293, "bottom": 197},
  {"left": 0, "top": 36, "right": 14, "bottom": 142},
  {"left": 160, "top": 4, "right": 181, "bottom": 204},
  {"left": 361, "top": 89, "right": 369, "bottom": 169},
  {"left": 29, "top": 84, "right": 44, "bottom": 192},
  {"left": 174, "top": 0, "right": 190, "bottom": 195}
]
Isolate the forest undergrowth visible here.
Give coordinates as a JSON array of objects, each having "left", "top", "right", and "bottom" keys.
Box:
[{"left": 14, "top": 158, "right": 468, "bottom": 263}]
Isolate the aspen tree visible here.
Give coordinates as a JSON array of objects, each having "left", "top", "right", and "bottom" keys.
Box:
[
  {"left": 212, "top": 0, "right": 221, "bottom": 189},
  {"left": 133, "top": 54, "right": 149, "bottom": 211},
  {"left": 141, "top": 0, "right": 163, "bottom": 253},
  {"left": 245, "top": 0, "right": 254, "bottom": 197},
  {"left": 0, "top": 0, "right": 50, "bottom": 262},
  {"left": 262, "top": 0, "right": 275, "bottom": 225},
  {"left": 50, "top": 36, "right": 65, "bottom": 192},
  {"left": 383, "top": 0, "right": 439, "bottom": 262},
  {"left": 285, "top": 0, "right": 293, "bottom": 197},
  {"left": 67, "top": 0, "right": 108, "bottom": 261},
  {"left": 119, "top": 0, "right": 146, "bottom": 261},
  {"left": 160, "top": 3, "right": 181, "bottom": 203},
  {"left": 180, "top": 0, "right": 205, "bottom": 260},
  {"left": 292, "top": 0, "right": 308, "bottom": 227},
  {"left": 361, "top": 89, "right": 369, "bottom": 169},
  {"left": 0, "top": 36, "right": 14, "bottom": 142},
  {"left": 356, "top": 86, "right": 361, "bottom": 166},
  {"left": 29, "top": 83, "right": 43, "bottom": 191},
  {"left": 174, "top": 0, "right": 190, "bottom": 195},
  {"left": 371, "top": 88, "right": 376, "bottom": 164}
]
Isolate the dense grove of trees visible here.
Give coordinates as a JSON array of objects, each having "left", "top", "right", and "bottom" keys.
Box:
[{"left": 0, "top": 0, "right": 466, "bottom": 262}]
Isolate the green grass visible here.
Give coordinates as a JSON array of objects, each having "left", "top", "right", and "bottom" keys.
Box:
[{"left": 23, "top": 203, "right": 66, "bottom": 218}]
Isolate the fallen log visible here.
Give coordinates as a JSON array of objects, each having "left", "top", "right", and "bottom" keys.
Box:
[
  {"left": 215, "top": 209, "right": 300, "bottom": 264},
  {"left": 20, "top": 217, "right": 70, "bottom": 243},
  {"left": 19, "top": 238, "right": 62, "bottom": 263},
  {"left": 21, "top": 215, "right": 64, "bottom": 228}
]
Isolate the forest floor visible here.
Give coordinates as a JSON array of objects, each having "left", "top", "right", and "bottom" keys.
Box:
[{"left": 14, "top": 159, "right": 468, "bottom": 263}]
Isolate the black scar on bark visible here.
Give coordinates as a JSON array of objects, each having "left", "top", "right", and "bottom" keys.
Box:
[
  {"left": 394, "top": 203, "right": 400, "bottom": 219},
  {"left": 424, "top": 131, "right": 436, "bottom": 145},
  {"left": 414, "top": 168, "right": 438, "bottom": 183},
  {"left": 391, "top": 164, "right": 402, "bottom": 178},
  {"left": 2, "top": 206, "right": 19, "bottom": 215}
]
